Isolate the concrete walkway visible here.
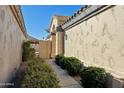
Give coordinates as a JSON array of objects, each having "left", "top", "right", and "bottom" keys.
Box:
[{"left": 46, "top": 59, "right": 82, "bottom": 88}]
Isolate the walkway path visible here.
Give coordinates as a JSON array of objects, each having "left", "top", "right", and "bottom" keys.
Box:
[{"left": 46, "top": 59, "right": 82, "bottom": 88}]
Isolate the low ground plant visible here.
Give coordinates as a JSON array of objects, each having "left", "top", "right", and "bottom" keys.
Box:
[{"left": 21, "top": 58, "right": 59, "bottom": 88}]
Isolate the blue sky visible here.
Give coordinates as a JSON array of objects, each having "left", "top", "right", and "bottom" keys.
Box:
[{"left": 21, "top": 5, "right": 82, "bottom": 40}]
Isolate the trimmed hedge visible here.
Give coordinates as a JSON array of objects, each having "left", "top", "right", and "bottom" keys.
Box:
[
  {"left": 55, "top": 54, "right": 64, "bottom": 66},
  {"left": 21, "top": 58, "right": 59, "bottom": 88},
  {"left": 60, "top": 57, "right": 68, "bottom": 69},
  {"left": 65, "top": 57, "right": 81, "bottom": 76},
  {"left": 55, "top": 55, "right": 81, "bottom": 76},
  {"left": 80, "top": 67, "right": 107, "bottom": 88}
]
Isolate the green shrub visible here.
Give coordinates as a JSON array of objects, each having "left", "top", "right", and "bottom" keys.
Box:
[
  {"left": 59, "top": 57, "right": 68, "bottom": 69},
  {"left": 55, "top": 54, "right": 64, "bottom": 66},
  {"left": 22, "top": 41, "right": 30, "bottom": 61},
  {"left": 20, "top": 58, "right": 59, "bottom": 88},
  {"left": 55, "top": 55, "right": 81, "bottom": 76},
  {"left": 55, "top": 55, "right": 83, "bottom": 76},
  {"left": 22, "top": 41, "right": 35, "bottom": 61},
  {"left": 80, "top": 66, "right": 107, "bottom": 88},
  {"left": 28, "top": 48, "right": 35, "bottom": 59},
  {"left": 65, "top": 57, "right": 81, "bottom": 76}
]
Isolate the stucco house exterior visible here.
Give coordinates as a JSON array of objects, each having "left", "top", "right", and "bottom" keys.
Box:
[
  {"left": 39, "top": 15, "right": 69, "bottom": 59},
  {"left": 40, "top": 5, "right": 124, "bottom": 87}
]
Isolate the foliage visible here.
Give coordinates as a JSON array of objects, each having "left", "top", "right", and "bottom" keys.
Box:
[
  {"left": 55, "top": 55, "right": 81, "bottom": 76},
  {"left": 59, "top": 57, "right": 68, "bottom": 69},
  {"left": 28, "top": 48, "right": 35, "bottom": 59},
  {"left": 20, "top": 58, "right": 59, "bottom": 88},
  {"left": 65, "top": 57, "right": 81, "bottom": 76},
  {"left": 22, "top": 41, "right": 35, "bottom": 61},
  {"left": 80, "top": 66, "right": 107, "bottom": 88},
  {"left": 55, "top": 54, "right": 64, "bottom": 66}
]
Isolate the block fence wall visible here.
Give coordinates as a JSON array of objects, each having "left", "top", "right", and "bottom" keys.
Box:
[
  {"left": 62, "top": 6, "right": 124, "bottom": 86},
  {"left": 39, "top": 40, "right": 51, "bottom": 59},
  {"left": 0, "top": 6, "right": 26, "bottom": 83}
]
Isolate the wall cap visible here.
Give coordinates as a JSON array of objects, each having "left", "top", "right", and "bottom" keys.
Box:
[
  {"left": 61, "top": 5, "right": 115, "bottom": 31},
  {"left": 9, "top": 5, "right": 27, "bottom": 36}
]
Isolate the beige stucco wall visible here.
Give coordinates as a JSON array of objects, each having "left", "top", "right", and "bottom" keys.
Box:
[
  {"left": 0, "top": 6, "right": 25, "bottom": 83},
  {"left": 50, "top": 16, "right": 57, "bottom": 58},
  {"left": 39, "top": 40, "right": 51, "bottom": 59},
  {"left": 56, "top": 31, "right": 64, "bottom": 55},
  {"left": 51, "top": 35, "right": 56, "bottom": 58},
  {"left": 50, "top": 15, "right": 67, "bottom": 56},
  {"left": 65, "top": 6, "right": 124, "bottom": 79}
]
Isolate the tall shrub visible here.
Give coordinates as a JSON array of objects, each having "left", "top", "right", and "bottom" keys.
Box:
[
  {"left": 22, "top": 41, "right": 35, "bottom": 61},
  {"left": 28, "top": 48, "right": 35, "bottom": 59}
]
